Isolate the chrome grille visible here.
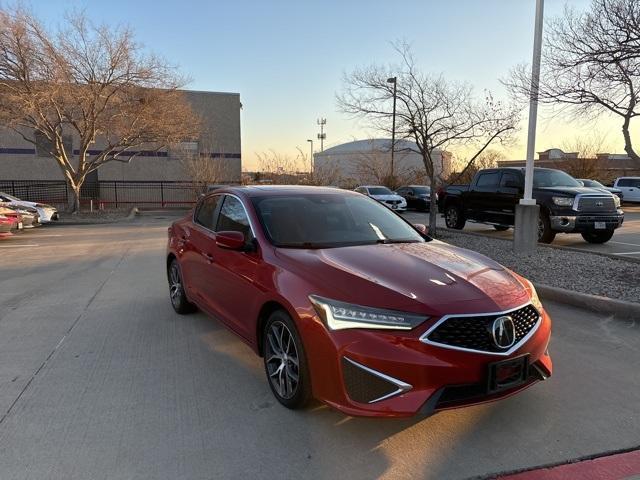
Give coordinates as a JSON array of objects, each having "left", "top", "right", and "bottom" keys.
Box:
[
  {"left": 577, "top": 196, "right": 615, "bottom": 212},
  {"left": 423, "top": 304, "right": 540, "bottom": 354}
]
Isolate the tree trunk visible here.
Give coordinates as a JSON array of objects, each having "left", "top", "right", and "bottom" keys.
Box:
[
  {"left": 622, "top": 115, "right": 640, "bottom": 163},
  {"left": 428, "top": 170, "right": 438, "bottom": 238},
  {"left": 67, "top": 182, "right": 81, "bottom": 214}
]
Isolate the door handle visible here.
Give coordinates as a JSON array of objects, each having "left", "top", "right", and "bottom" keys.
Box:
[{"left": 203, "top": 253, "right": 214, "bottom": 263}]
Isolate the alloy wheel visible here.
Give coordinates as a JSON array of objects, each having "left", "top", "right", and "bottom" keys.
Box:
[
  {"left": 265, "top": 321, "right": 300, "bottom": 400},
  {"left": 446, "top": 207, "right": 457, "bottom": 227},
  {"left": 169, "top": 263, "right": 182, "bottom": 307}
]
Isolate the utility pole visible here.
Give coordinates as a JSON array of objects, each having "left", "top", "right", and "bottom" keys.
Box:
[
  {"left": 317, "top": 118, "right": 326, "bottom": 152},
  {"left": 387, "top": 77, "right": 397, "bottom": 178},
  {"left": 514, "top": 0, "right": 544, "bottom": 254}
]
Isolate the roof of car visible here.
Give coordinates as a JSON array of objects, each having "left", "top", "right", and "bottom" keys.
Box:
[{"left": 218, "top": 185, "right": 352, "bottom": 197}]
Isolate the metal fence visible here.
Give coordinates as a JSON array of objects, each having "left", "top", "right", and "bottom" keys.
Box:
[{"left": 0, "top": 180, "right": 204, "bottom": 209}]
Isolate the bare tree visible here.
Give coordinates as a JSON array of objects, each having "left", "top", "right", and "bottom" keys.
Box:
[
  {"left": 352, "top": 147, "right": 427, "bottom": 189},
  {"left": 0, "top": 7, "right": 200, "bottom": 212},
  {"left": 256, "top": 149, "right": 304, "bottom": 184},
  {"left": 338, "top": 43, "right": 519, "bottom": 234},
  {"left": 445, "top": 150, "right": 505, "bottom": 185},
  {"left": 505, "top": 0, "right": 640, "bottom": 163},
  {"left": 179, "top": 140, "right": 232, "bottom": 195}
]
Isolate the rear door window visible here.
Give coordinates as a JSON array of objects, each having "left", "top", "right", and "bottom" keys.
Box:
[{"left": 195, "top": 195, "right": 220, "bottom": 230}]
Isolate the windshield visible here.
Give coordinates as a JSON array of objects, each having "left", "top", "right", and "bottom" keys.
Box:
[
  {"left": 252, "top": 193, "right": 425, "bottom": 248},
  {"left": 413, "top": 187, "right": 430, "bottom": 194},
  {"left": 533, "top": 170, "right": 581, "bottom": 188},
  {"left": 367, "top": 187, "right": 393, "bottom": 195},
  {"left": 580, "top": 179, "right": 604, "bottom": 188}
]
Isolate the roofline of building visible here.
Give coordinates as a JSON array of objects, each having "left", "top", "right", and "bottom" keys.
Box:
[{"left": 180, "top": 89, "right": 240, "bottom": 96}]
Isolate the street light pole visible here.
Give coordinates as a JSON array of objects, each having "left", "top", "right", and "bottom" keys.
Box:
[
  {"left": 307, "top": 139, "right": 314, "bottom": 174},
  {"left": 514, "top": 0, "right": 544, "bottom": 254},
  {"left": 522, "top": 0, "right": 544, "bottom": 205},
  {"left": 387, "top": 77, "right": 397, "bottom": 178}
]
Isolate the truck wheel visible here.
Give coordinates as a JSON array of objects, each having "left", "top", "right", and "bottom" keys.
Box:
[
  {"left": 445, "top": 204, "right": 465, "bottom": 229},
  {"left": 537, "top": 213, "right": 556, "bottom": 244},
  {"left": 581, "top": 230, "right": 614, "bottom": 244}
]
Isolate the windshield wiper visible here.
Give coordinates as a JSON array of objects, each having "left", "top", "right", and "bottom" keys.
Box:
[{"left": 374, "top": 239, "right": 421, "bottom": 244}]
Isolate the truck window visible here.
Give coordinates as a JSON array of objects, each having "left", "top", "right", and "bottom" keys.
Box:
[
  {"left": 476, "top": 172, "right": 500, "bottom": 188},
  {"left": 500, "top": 172, "right": 521, "bottom": 187}
]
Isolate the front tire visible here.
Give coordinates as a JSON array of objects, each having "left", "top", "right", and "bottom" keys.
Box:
[
  {"left": 445, "top": 204, "right": 466, "bottom": 229},
  {"left": 537, "top": 212, "right": 556, "bottom": 244},
  {"left": 263, "top": 310, "right": 312, "bottom": 409},
  {"left": 168, "top": 259, "right": 197, "bottom": 314},
  {"left": 581, "top": 229, "right": 615, "bottom": 244}
]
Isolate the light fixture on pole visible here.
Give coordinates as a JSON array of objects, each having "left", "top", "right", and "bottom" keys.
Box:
[
  {"left": 514, "top": 0, "right": 544, "bottom": 254},
  {"left": 387, "top": 77, "right": 397, "bottom": 178},
  {"left": 307, "top": 139, "right": 314, "bottom": 173}
]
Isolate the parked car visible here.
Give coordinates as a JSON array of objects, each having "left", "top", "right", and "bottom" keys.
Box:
[
  {"left": 0, "top": 212, "right": 14, "bottom": 236},
  {"left": 576, "top": 179, "right": 623, "bottom": 200},
  {"left": 354, "top": 185, "right": 407, "bottom": 211},
  {"left": 612, "top": 177, "right": 640, "bottom": 203},
  {"left": 1, "top": 204, "right": 40, "bottom": 228},
  {"left": 0, "top": 192, "right": 58, "bottom": 223},
  {"left": 166, "top": 186, "right": 552, "bottom": 417},
  {"left": 395, "top": 185, "right": 434, "bottom": 211},
  {"left": 0, "top": 206, "right": 23, "bottom": 231},
  {"left": 440, "top": 167, "right": 624, "bottom": 244}
]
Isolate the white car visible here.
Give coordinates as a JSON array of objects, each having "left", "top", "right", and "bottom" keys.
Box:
[
  {"left": 613, "top": 177, "right": 640, "bottom": 202},
  {"left": 354, "top": 185, "right": 407, "bottom": 212},
  {"left": 0, "top": 192, "right": 59, "bottom": 223}
]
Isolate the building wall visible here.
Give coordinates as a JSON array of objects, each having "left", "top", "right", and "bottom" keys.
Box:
[
  {"left": 0, "top": 90, "right": 242, "bottom": 183},
  {"left": 313, "top": 139, "right": 451, "bottom": 188}
]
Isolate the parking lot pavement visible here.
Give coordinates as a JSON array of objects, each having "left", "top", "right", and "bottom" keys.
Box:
[
  {"left": 0, "top": 217, "right": 638, "bottom": 480},
  {"left": 402, "top": 205, "right": 640, "bottom": 259}
]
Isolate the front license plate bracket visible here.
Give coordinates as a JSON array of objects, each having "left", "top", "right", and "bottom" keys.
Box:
[{"left": 487, "top": 354, "right": 529, "bottom": 394}]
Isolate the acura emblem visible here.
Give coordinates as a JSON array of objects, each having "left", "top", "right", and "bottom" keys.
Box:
[{"left": 492, "top": 316, "right": 516, "bottom": 349}]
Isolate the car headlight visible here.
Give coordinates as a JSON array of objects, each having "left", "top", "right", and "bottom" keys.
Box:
[
  {"left": 521, "top": 278, "right": 544, "bottom": 312},
  {"left": 613, "top": 195, "right": 621, "bottom": 208},
  {"left": 552, "top": 196, "right": 573, "bottom": 207},
  {"left": 309, "top": 295, "right": 428, "bottom": 331}
]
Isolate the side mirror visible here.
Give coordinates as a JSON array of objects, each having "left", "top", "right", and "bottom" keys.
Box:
[
  {"left": 413, "top": 223, "right": 428, "bottom": 235},
  {"left": 216, "top": 231, "right": 246, "bottom": 250}
]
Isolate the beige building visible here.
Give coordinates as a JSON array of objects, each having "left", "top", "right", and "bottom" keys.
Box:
[
  {"left": 313, "top": 139, "right": 451, "bottom": 188},
  {"left": 0, "top": 90, "right": 242, "bottom": 183}
]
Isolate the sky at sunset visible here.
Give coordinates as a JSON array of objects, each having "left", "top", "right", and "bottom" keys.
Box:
[{"left": 30, "top": 0, "right": 639, "bottom": 170}]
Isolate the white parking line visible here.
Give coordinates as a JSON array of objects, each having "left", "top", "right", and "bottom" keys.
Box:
[
  {"left": 609, "top": 241, "right": 640, "bottom": 247},
  {"left": 614, "top": 251, "right": 640, "bottom": 255},
  {"left": 30, "top": 234, "right": 63, "bottom": 238},
  {"left": 0, "top": 244, "right": 39, "bottom": 248}
]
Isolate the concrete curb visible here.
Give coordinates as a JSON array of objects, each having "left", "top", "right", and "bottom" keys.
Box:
[
  {"left": 50, "top": 206, "right": 139, "bottom": 226},
  {"left": 434, "top": 226, "right": 640, "bottom": 264},
  {"left": 536, "top": 283, "right": 640, "bottom": 320}
]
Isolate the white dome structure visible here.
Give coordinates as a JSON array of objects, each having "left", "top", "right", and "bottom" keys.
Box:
[{"left": 313, "top": 138, "right": 451, "bottom": 188}]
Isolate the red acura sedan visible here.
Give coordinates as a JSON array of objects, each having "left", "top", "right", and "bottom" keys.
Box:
[{"left": 167, "top": 186, "right": 552, "bottom": 417}]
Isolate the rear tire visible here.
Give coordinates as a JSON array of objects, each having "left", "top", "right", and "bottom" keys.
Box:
[
  {"left": 581, "top": 230, "right": 615, "bottom": 244},
  {"left": 445, "top": 204, "right": 466, "bottom": 230},
  {"left": 493, "top": 225, "right": 509, "bottom": 231},
  {"left": 537, "top": 213, "right": 556, "bottom": 244},
  {"left": 168, "top": 259, "right": 197, "bottom": 314},
  {"left": 263, "top": 310, "right": 312, "bottom": 410}
]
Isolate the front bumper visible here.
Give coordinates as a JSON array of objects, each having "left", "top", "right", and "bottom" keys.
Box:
[
  {"left": 303, "top": 304, "right": 553, "bottom": 418},
  {"left": 550, "top": 210, "right": 624, "bottom": 232}
]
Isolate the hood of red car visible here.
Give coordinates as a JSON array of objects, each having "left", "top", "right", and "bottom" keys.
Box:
[{"left": 277, "top": 240, "right": 529, "bottom": 315}]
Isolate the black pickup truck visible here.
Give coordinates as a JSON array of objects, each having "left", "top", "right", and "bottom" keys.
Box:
[{"left": 439, "top": 167, "right": 624, "bottom": 243}]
